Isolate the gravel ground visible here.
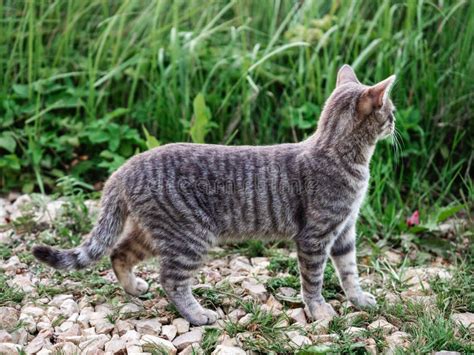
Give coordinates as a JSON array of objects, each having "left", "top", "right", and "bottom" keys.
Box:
[{"left": 0, "top": 194, "right": 472, "bottom": 354}]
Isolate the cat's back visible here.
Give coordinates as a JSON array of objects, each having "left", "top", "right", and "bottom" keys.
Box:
[{"left": 122, "top": 142, "right": 304, "bottom": 178}]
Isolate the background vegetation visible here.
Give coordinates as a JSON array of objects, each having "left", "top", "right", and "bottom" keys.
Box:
[{"left": 0, "top": 0, "right": 473, "bottom": 242}]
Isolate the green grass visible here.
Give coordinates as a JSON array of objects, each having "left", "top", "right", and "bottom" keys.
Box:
[
  {"left": 0, "top": 0, "right": 472, "bottom": 244},
  {"left": 0, "top": 273, "right": 25, "bottom": 306}
]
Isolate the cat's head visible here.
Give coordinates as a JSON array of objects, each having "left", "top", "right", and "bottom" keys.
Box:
[{"left": 319, "top": 65, "right": 396, "bottom": 145}]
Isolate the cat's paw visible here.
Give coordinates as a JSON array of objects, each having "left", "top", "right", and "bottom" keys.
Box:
[
  {"left": 349, "top": 291, "right": 377, "bottom": 309},
  {"left": 306, "top": 302, "right": 338, "bottom": 321},
  {"left": 186, "top": 308, "right": 218, "bottom": 326},
  {"left": 124, "top": 277, "right": 149, "bottom": 296}
]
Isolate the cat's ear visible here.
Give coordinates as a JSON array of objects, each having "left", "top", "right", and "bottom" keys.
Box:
[
  {"left": 358, "top": 75, "right": 396, "bottom": 115},
  {"left": 337, "top": 64, "right": 360, "bottom": 86}
]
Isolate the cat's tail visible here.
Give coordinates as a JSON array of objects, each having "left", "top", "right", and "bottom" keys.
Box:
[{"left": 32, "top": 178, "right": 127, "bottom": 270}]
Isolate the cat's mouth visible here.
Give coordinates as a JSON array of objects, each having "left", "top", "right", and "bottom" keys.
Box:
[{"left": 380, "top": 122, "right": 395, "bottom": 139}]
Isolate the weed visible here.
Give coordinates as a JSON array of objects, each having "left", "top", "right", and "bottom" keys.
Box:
[
  {"left": 225, "top": 301, "right": 300, "bottom": 354},
  {"left": 201, "top": 328, "right": 222, "bottom": 354},
  {"left": 266, "top": 275, "right": 300, "bottom": 293},
  {"left": 0, "top": 273, "right": 25, "bottom": 305},
  {"left": 268, "top": 255, "right": 299, "bottom": 276},
  {"left": 404, "top": 313, "right": 473, "bottom": 353},
  {"left": 193, "top": 286, "right": 224, "bottom": 309}
]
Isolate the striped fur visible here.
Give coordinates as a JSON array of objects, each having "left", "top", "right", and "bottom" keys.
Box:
[{"left": 33, "top": 65, "right": 396, "bottom": 325}]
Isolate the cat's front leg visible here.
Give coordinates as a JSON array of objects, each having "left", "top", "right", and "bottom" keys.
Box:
[
  {"left": 296, "top": 236, "right": 337, "bottom": 321},
  {"left": 330, "top": 224, "right": 376, "bottom": 308}
]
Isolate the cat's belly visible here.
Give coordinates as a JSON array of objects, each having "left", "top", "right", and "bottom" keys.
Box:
[{"left": 217, "top": 229, "right": 294, "bottom": 243}]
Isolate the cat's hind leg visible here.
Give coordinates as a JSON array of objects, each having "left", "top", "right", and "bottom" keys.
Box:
[
  {"left": 158, "top": 229, "right": 218, "bottom": 326},
  {"left": 110, "top": 221, "right": 155, "bottom": 296}
]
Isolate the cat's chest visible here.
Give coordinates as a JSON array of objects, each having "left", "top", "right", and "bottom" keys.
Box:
[{"left": 350, "top": 178, "right": 369, "bottom": 211}]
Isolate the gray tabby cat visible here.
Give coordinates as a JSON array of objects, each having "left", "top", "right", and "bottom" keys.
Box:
[{"left": 33, "top": 65, "right": 396, "bottom": 325}]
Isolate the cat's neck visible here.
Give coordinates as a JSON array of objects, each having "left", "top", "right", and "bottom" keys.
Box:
[{"left": 306, "top": 130, "right": 376, "bottom": 167}]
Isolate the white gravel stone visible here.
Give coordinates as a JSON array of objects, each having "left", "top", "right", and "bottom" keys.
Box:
[
  {"left": 287, "top": 307, "right": 307, "bottom": 325},
  {"left": 21, "top": 305, "right": 45, "bottom": 319},
  {"left": 212, "top": 345, "right": 247, "bottom": 355},
  {"left": 434, "top": 351, "right": 461, "bottom": 355},
  {"left": 104, "top": 334, "right": 127, "bottom": 353},
  {"left": 286, "top": 330, "right": 311, "bottom": 347},
  {"left": 135, "top": 318, "right": 162, "bottom": 336},
  {"left": 77, "top": 306, "right": 94, "bottom": 322},
  {"left": 345, "top": 327, "right": 365, "bottom": 337},
  {"left": 120, "top": 329, "right": 141, "bottom": 346},
  {"left": 141, "top": 334, "right": 177, "bottom": 354},
  {"left": 0, "top": 307, "right": 19, "bottom": 330},
  {"left": 402, "top": 267, "right": 452, "bottom": 291},
  {"left": 89, "top": 311, "right": 110, "bottom": 326},
  {"left": 120, "top": 303, "right": 142, "bottom": 314},
  {"left": 368, "top": 318, "right": 397, "bottom": 335},
  {"left": 229, "top": 257, "right": 252, "bottom": 273},
  {"left": 95, "top": 304, "right": 113, "bottom": 314},
  {"left": 95, "top": 320, "right": 115, "bottom": 334},
  {"left": 311, "top": 334, "right": 339, "bottom": 343},
  {"left": 0, "top": 330, "right": 12, "bottom": 343},
  {"left": 0, "top": 343, "right": 23, "bottom": 354},
  {"left": 227, "top": 309, "right": 246, "bottom": 323},
  {"left": 60, "top": 299, "right": 79, "bottom": 317},
  {"left": 365, "top": 337, "right": 377, "bottom": 355},
  {"left": 161, "top": 324, "right": 178, "bottom": 340},
  {"left": 225, "top": 275, "right": 246, "bottom": 284},
  {"left": 172, "top": 329, "right": 203, "bottom": 350},
  {"left": 51, "top": 342, "right": 80, "bottom": 354},
  {"left": 57, "top": 321, "right": 74, "bottom": 333},
  {"left": 262, "top": 294, "right": 284, "bottom": 315},
  {"left": 115, "top": 320, "right": 134, "bottom": 336},
  {"left": 385, "top": 250, "right": 402, "bottom": 265},
  {"left": 25, "top": 333, "right": 51, "bottom": 354},
  {"left": 19, "top": 313, "right": 37, "bottom": 333},
  {"left": 172, "top": 318, "right": 190, "bottom": 334},
  {"left": 49, "top": 294, "right": 74, "bottom": 307},
  {"left": 78, "top": 334, "right": 110, "bottom": 352},
  {"left": 126, "top": 345, "right": 143, "bottom": 353},
  {"left": 242, "top": 279, "right": 268, "bottom": 302},
  {"left": 385, "top": 331, "right": 411, "bottom": 354},
  {"left": 38, "top": 200, "right": 65, "bottom": 224},
  {"left": 345, "top": 311, "right": 369, "bottom": 325},
  {"left": 36, "top": 349, "right": 52, "bottom": 355},
  {"left": 251, "top": 257, "right": 270, "bottom": 270},
  {"left": 8, "top": 273, "right": 35, "bottom": 292},
  {"left": 1, "top": 256, "right": 27, "bottom": 273},
  {"left": 451, "top": 312, "right": 474, "bottom": 333},
  {"left": 181, "top": 343, "right": 204, "bottom": 355},
  {"left": 306, "top": 319, "right": 330, "bottom": 335},
  {"left": 57, "top": 324, "right": 81, "bottom": 339},
  {"left": 10, "top": 328, "right": 28, "bottom": 345},
  {"left": 237, "top": 313, "right": 253, "bottom": 327}
]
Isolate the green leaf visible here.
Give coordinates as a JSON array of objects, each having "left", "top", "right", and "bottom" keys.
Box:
[
  {"left": 88, "top": 130, "right": 109, "bottom": 144},
  {"left": 102, "top": 108, "right": 129, "bottom": 122},
  {"left": 436, "top": 204, "right": 464, "bottom": 223},
  {"left": 29, "top": 141, "right": 43, "bottom": 166},
  {"left": 0, "top": 154, "right": 20, "bottom": 170},
  {"left": 296, "top": 345, "right": 333, "bottom": 354},
  {"left": 0, "top": 134, "right": 16, "bottom": 153},
  {"left": 190, "top": 93, "right": 211, "bottom": 144},
  {"left": 12, "top": 84, "right": 29, "bottom": 98},
  {"left": 142, "top": 126, "right": 160, "bottom": 149},
  {"left": 416, "top": 235, "right": 451, "bottom": 256},
  {"left": 107, "top": 124, "right": 121, "bottom": 152},
  {"left": 99, "top": 150, "right": 126, "bottom": 172}
]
